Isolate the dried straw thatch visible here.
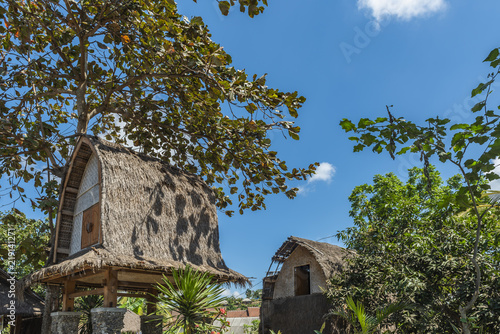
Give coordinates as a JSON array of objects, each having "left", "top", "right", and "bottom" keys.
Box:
[
  {"left": 271, "top": 236, "right": 353, "bottom": 279},
  {"left": 25, "top": 135, "right": 247, "bottom": 286},
  {"left": 0, "top": 269, "right": 44, "bottom": 317}
]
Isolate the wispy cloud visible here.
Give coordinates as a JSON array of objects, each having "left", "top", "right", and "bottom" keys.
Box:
[
  {"left": 357, "top": 0, "right": 448, "bottom": 22},
  {"left": 298, "top": 162, "right": 336, "bottom": 194},
  {"left": 221, "top": 288, "right": 244, "bottom": 298}
]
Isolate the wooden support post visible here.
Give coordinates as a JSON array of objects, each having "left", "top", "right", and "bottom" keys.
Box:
[
  {"left": 62, "top": 280, "right": 76, "bottom": 311},
  {"left": 13, "top": 315, "right": 22, "bottom": 334},
  {"left": 146, "top": 288, "right": 158, "bottom": 315},
  {"left": 103, "top": 268, "right": 118, "bottom": 307}
]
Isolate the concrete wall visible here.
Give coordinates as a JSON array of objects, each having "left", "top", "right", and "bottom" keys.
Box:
[
  {"left": 273, "top": 246, "right": 327, "bottom": 299},
  {"left": 260, "top": 294, "right": 339, "bottom": 334}
]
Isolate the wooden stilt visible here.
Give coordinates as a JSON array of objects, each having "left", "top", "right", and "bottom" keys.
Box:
[
  {"left": 103, "top": 268, "right": 118, "bottom": 307},
  {"left": 62, "top": 280, "right": 76, "bottom": 311}
]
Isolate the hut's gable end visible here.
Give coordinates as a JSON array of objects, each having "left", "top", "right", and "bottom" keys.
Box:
[
  {"left": 69, "top": 153, "right": 101, "bottom": 255},
  {"left": 273, "top": 246, "right": 327, "bottom": 299}
]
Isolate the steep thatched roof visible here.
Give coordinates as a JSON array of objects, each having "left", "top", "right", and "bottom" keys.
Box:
[
  {"left": 27, "top": 135, "right": 247, "bottom": 286},
  {"left": 271, "top": 236, "right": 353, "bottom": 279},
  {"left": 0, "top": 269, "right": 44, "bottom": 316}
]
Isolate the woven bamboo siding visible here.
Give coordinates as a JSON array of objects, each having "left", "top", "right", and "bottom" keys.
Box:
[
  {"left": 55, "top": 142, "right": 93, "bottom": 259},
  {"left": 70, "top": 154, "right": 100, "bottom": 255}
]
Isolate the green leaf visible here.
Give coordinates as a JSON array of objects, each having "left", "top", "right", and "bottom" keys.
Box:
[
  {"left": 340, "top": 119, "right": 356, "bottom": 132},
  {"left": 96, "top": 42, "right": 108, "bottom": 49},
  {"left": 484, "top": 48, "right": 499, "bottom": 62},
  {"left": 191, "top": 16, "right": 203, "bottom": 25},
  {"left": 218, "top": 1, "right": 230, "bottom": 16},
  {"left": 471, "top": 101, "right": 485, "bottom": 113}
]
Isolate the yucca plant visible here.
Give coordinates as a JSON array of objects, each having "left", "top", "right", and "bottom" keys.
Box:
[
  {"left": 330, "top": 296, "right": 410, "bottom": 334},
  {"left": 154, "top": 265, "right": 226, "bottom": 334},
  {"left": 74, "top": 294, "right": 104, "bottom": 334}
]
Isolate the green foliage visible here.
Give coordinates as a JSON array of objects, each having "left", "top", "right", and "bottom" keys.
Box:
[
  {"left": 74, "top": 294, "right": 104, "bottom": 334},
  {"left": 339, "top": 47, "right": 500, "bottom": 208},
  {"left": 243, "top": 319, "right": 260, "bottom": 334},
  {"left": 0, "top": 209, "right": 50, "bottom": 279},
  {"left": 245, "top": 288, "right": 262, "bottom": 300},
  {"left": 154, "top": 265, "right": 228, "bottom": 334},
  {"left": 327, "top": 168, "right": 500, "bottom": 333},
  {"left": 217, "top": 0, "right": 269, "bottom": 18},
  {"left": 0, "top": 0, "right": 316, "bottom": 217},
  {"left": 339, "top": 46, "right": 500, "bottom": 333},
  {"left": 118, "top": 296, "right": 145, "bottom": 315},
  {"left": 330, "top": 296, "right": 410, "bottom": 334}
]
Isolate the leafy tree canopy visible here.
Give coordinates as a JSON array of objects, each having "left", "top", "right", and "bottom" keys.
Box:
[
  {"left": 339, "top": 46, "right": 500, "bottom": 333},
  {"left": 327, "top": 168, "right": 500, "bottom": 333},
  {"left": 0, "top": 209, "right": 51, "bottom": 279},
  {"left": 0, "top": 0, "right": 316, "bottom": 217}
]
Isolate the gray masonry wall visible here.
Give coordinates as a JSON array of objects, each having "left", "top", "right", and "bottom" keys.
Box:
[
  {"left": 273, "top": 246, "right": 327, "bottom": 299},
  {"left": 260, "top": 294, "right": 340, "bottom": 334},
  {"left": 91, "top": 307, "right": 140, "bottom": 334},
  {"left": 50, "top": 312, "right": 82, "bottom": 334}
]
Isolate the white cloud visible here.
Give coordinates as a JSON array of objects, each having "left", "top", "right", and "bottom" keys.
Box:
[
  {"left": 298, "top": 162, "right": 336, "bottom": 194},
  {"left": 221, "top": 288, "right": 231, "bottom": 297},
  {"left": 357, "top": 0, "right": 448, "bottom": 21},
  {"left": 308, "top": 162, "right": 336, "bottom": 184},
  {"left": 221, "top": 288, "right": 242, "bottom": 298}
]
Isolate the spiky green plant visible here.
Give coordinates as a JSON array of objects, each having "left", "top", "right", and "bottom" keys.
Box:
[
  {"left": 330, "top": 296, "right": 410, "bottom": 334},
  {"left": 154, "top": 265, "right": 226, "bottom": 334},
  {"left": 74, "top": 294, "right": 104, "bottom": 334}
]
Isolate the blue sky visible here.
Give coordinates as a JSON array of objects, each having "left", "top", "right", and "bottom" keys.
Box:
[
  {"left": 3, "top": 0, "right": 500, "bottom": 297},
  {"left": 174, "top": 0, "right": 500, "bottom": 295}
]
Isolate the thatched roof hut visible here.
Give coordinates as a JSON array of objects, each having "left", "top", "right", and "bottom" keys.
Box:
[
  {"left": 1, "top": 269, "right": 44, "bottom": 317},
  {"left": 24, "top": 136, "right": 247, "bottom": 305},
  {"left": 260, "top": 236, "right": 352, "bottom": 334},
  {"left": 263, "top": 236, "right": 352, "bottom": 300},
  {"left": 272, "top": 236, "right": 350, "bottom": 280}
]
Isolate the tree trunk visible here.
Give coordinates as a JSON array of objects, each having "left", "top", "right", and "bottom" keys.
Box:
[{"left": 40, "top": 285, "right": 60, "bottom": 334}]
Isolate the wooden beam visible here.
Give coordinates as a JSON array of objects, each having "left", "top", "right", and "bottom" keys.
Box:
[
  {"left": 61, "top": 210, "right": 74, "bottom": 216},
  {"left": 117, "top": 292, "right": 148, "bottom": 298},
  {"left": 56, "top": 247, "right": 70, "bottom": 254},
  {"left": 68, "top": 288, "right": 104, "bottom": 299},
  {"left": 65, "top": 186, "right": 79, "bottom": 194},
  {"left": 103, "top": 268, "right": 118, "bottom": 307},
  {"left": 116, "top": 280, "right": 159, "bottom": 289},
  {"left": 62, "top": 279, "right": 76, "bottom": 311}
]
